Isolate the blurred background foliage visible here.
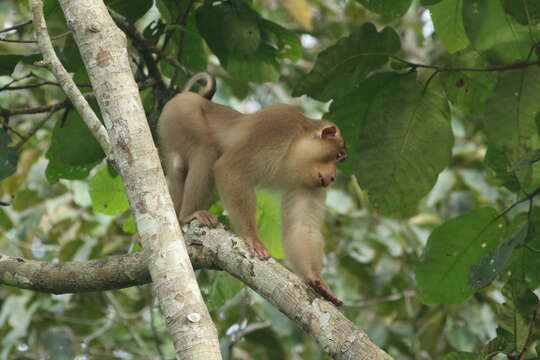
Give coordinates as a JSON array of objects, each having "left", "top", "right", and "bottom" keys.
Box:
[{"left": 1, "top": 0, "right": 540, "bottom": 359}]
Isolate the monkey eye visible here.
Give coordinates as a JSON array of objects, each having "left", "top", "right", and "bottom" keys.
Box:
[{"left": 336, "top": 152, "right": 346, "bottom": 162}]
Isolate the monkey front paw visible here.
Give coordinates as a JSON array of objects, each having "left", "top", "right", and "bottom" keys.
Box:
[
  {"left": 309, "top": 279, "right": 343, "bottom": 307},
  {"left": 184, "top": 210, "right": 219, "bottom": 228}
]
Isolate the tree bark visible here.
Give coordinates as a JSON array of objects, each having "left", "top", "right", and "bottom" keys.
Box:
[
  {"left": 45, "top": 0, "right": 221, "bottom": 358},
  {"left": 0, "top": 222, "right": 394, "bottom": 360}
]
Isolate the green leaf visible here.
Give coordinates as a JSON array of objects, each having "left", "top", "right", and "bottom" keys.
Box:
[
  {"left": 227, "top": 45, "right": 280, "bottom": 83},
  {"left": 480, "top": 334, "right": 512, "bottom": 358},
  {"left": 484, "top": 146, "right": 521, "bottom": 192},
  {"left": 88, "top": 166, "right": 130, "bottom": 216},
  {"left": 441, "top": 71, "right": 497, "bottom": 116},
  {"left": 428, "top": 0, "right": 469, "bottom": 53},
  {"left": 422, "top": 0, "right": 444, "bottom": 5},
  {"left": 41, "top": 327, "right": 74, "bottom": 360},
  {"left": 122, "top": 214, "right": 137, "bottom": 234},
  {"left": 503, "top": 0, "right": 540, "bottom": 25},
  {"left": 256, "top": 189, "right": 284, "bottom": 259},
  {"left": 207, "top": 272, "right": 244, "bottom": 311},
  {"left": 106, "top": 0, "right": 152, "bottom": 22},
  {"left": 356, "top": 0, "right": 413, "bottom": 19},
  {"left": 463, "top": 0, "right": 538, "bottom": 63},
  {"left": 415, "top": 207, "right": 505, "bottom": 305},
  {"left": 49, "top": 110, "right": 105, "bottom": 166},
  {"left": 483, "top": 67, "right": 540, "bottom": 188},
  {"left": 0, "top": 54, "right": 41, "bottom": 76},
  {"left": 497, "top": 280, "right": 538, "bottom": 351},
  {"left": 469, "top": 223, "right": 528, "bottom": 290},
  {"left": 0, "top": 129, "right": 18, "bottom": 181},
  {"left": 0, "top": 208, "right": 13, "bottom": 231},
  {"left": 223, "top": 2, "right": 261, "bottom": 55},
  {"left": 45, "top": 150, "right": 100, "bottom": 183},
  {"left": 259, "top": 19, "right": 302, "bottom": 61},
  {"left": 293, "top": 23, "right": 400, "bottom": 101},
  {"left": 441, "top": 352, "right": 478, "bottom": 360},
  {"left": 511, "top": 209, "right": 540, "bottom": 289},
  {"left": 329, "top": 72, "right": 453, "bottom": 216},
  {"left": 196, "top": 1, "right": 283, "bottom": 83}
]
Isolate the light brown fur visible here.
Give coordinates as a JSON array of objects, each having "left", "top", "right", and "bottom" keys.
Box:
[{"left": 157, "top": 73, "right": 347, "bottom": 306}]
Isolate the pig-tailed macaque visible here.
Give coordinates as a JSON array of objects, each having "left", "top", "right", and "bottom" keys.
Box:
[{"left": 157, "top": 72, "right": 347, "bottom": 306}]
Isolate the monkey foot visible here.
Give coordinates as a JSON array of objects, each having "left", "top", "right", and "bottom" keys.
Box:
[
  {"left": 249, "top": 240, "right": 271, "bottom": 260},
  {"left": 309, "top": 279, "right": 343, "bottom": 307},
  {"left": 183, "top": 210, "right": 219, "bottom": 228}
]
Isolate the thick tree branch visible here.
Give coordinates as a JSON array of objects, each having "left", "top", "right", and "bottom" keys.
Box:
[
  {"left": 30, "top": 0, "right": 111, "bottom": 155},
  {"left": 54, "top": 0, "right": 221, "bottom": 357},
  {"left": 0, "top": 223, "right": 393, "bottom": 360}
]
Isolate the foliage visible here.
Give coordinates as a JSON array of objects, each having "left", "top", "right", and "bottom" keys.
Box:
[{"left": 1, "top": 0, "right": 540, "bottom": 359}]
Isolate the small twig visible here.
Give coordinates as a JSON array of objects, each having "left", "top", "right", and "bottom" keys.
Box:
[
  {"left": 16, "top": 108, "right": 59, "bottom": 149},
  {"left": 30, "top": 0, "right": 111, "bottom": 155},
  {"left": 0, "top": 30, "right": 70, "bottom": 43},
  {"left": 0, "top": 73, "right": 33, "bottom": 91},
  {"left": 169, "top": 0, "right": 196, "bottom": 92},
  {"left": 1, "top": 117, "right": 25, "bottom": 140},
  {"left": 518, "top": 300, "right": 540, "bottom": 360},
  {"left": 0, "top": 20, "right": 32, "bottom": 34},
  {"left": 109, "top": 9, "right": 167, "bottom": 105}
]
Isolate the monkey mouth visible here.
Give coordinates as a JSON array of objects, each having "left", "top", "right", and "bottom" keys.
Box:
[{"left": 318, "top": 174, "right": 328, "bottom": 187}]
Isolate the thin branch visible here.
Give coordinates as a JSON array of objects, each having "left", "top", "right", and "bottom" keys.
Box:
[
  {"left": 16, "top": 108, "right": 59, "bottom": 149},
  {"left": 0, "top": 118, "right": 25, "bottom": 140},
  {"left": 0, "top": 20, "right": 32, "bottom": 34},
  {"left": 109, "top": 9, "right": 167, "bottom": 105},
  {"left": 392, "top": 55, "right": 540, "bottom": 73},
  {"left": 30, "top": 0, "right": 111, "bottom": 155},
  {"left": 0, "top": 30, "right": 71, "bottom": 43},
  {"left": 4, "top": 78, "right": 153, "bottom": 117}
]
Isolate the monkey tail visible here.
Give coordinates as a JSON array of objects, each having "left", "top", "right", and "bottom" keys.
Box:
[{"left": 181, "top": 72, "right": 216, "bottom": 100}]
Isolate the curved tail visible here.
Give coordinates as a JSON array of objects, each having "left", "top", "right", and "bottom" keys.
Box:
[{"left": 181, "top": 72, "right": 216, "bottom": 100}]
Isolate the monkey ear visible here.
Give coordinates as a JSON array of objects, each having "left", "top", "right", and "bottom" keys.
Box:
[{"left": 320, "top": 125, "right": 337, "bottom": 139}]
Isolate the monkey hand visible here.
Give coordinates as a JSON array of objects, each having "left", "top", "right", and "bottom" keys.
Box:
[
  {"left": 308, "top": 279, "right": 343, "bottom": 307},
  {"left": 183, "top": 210, "right": 219, "bottom": 228}
]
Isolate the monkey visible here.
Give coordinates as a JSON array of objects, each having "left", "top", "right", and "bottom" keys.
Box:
[{"left": 157, "top": 72, "right": 347, "bottom": 306}]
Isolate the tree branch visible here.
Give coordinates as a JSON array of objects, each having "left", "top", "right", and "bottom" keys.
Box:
[
  {"left": 0, "top": 20, "right": 32, "bottom": 33},
  {"left": 0, "top": 30, "right": 70, "bottom": 43},
  {"left": 30, "top": 0, "right": 111, "bottom": 155},
  {"left": 392, "top": 55, "right": 540, "bottom": 73},
  {"left": 0, "top": 223, "right": 393, "bottom": 360}
]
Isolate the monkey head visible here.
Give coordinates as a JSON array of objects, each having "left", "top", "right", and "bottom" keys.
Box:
[{"left": 287, "top": 123, "right": 347, "bottom": 189}]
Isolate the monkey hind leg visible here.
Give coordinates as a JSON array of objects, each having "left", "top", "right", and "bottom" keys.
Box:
[
  {"left": 179, "top": 147, "right": 219, "bottom": 228},
  {"left": 163, "top": 153, "right": 187, "bottom": 215}
]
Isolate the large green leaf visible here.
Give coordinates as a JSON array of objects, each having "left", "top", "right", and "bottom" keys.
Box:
[
  {"left": 428, "top": 0, "right": 469, "bottom": 53},
  {"left": 356, "top": 0, "right": 413, "bottom": 19},
  {"left": 503, "top": 0, "right": 540, "bottom": 25},
  {"left": 415, "top": 207, "right": 505, "bottom": 305},
  {"left": 259, "top": 19, "right": 302, "bottom": 61},
  {"left": 441, "top": 70, "right": 497, "bottom": 116},
  {"left": 0, "top": 129, "right": 18, "bottom": 181},
  {"left": 45, "top": 150, "right": 99, "bottom": 183},
  {"left": 88, "top": 166, "right": 129, "bottom": 216},
  {"left": 463, "top": 0, "right": 539, "bottom": 62},
  {"left": 49, "top": 110, "right": 105, "bottom": 166},
  {"left": 328, "top": 72, "right": 453, "bottom": 216},
  {"left": 293, "top": 23, "right": 400, "bottom": 101},
  {"left": 469, "top": 223, "right": 528, "bottom": 290},
  {"left": 483, "top": 67, "right": 540, "bottom": 188}
]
